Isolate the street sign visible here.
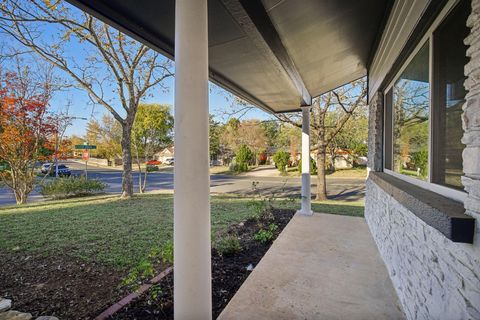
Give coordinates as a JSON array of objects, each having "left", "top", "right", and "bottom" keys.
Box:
[
  {"left": 82, "top": 151, "right": 89, "bottom": 161},
  {"left": 75, "top": 144, "right": 97, "bottom": 150}
]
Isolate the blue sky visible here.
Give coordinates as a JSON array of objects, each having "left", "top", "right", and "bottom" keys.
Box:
[{"left": 0, "top": 1, "right": 274, "bottom": 137}]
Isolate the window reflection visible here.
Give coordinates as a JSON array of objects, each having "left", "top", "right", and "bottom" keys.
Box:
[{"left": 393, "top": 42, "right": 430, "bottom": 180}]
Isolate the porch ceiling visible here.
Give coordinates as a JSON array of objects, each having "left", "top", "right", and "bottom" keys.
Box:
[{"left": 66, "top": 0, "right": 391, "bottom": 113}]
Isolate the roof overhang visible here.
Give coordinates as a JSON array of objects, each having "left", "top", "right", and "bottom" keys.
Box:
[{"left": 66, "top": 0, "right": 392, "bottom": 113}]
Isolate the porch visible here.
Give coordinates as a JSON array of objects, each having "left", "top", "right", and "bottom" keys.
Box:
[{"left": 218, "top": 212, "right": 404, "bottom": 320}]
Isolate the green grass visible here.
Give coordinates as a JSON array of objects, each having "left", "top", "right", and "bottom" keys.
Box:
[{"left": 0, "top": 194, "right": 364, "bottom": 270}]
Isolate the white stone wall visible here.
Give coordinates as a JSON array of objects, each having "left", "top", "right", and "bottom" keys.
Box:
[
  {"left": 367, "top": 91, "right": 383, "bottom": 172},
  {"left": 464, "top": 0, "right": 480, "bottom": 244},
  {"left": 365, "top": 180, "right": 480, "bottom": 320},
  {"left": 365, "top": 2, "right": 480, "bottom": 319}
]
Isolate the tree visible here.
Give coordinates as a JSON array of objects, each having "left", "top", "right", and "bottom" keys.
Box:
[
  {"left": 132, "top": 103, "right": 173, "bottom": 193},
  {"left": 236, "top": 120, "right": 268, "bottom": 165},
  {"left": 327, "top": 105, "right": 368, "bottom": 168},
  {"left": 0, "top": 70, "right": 56, "bottom": 204},
  {"left": 275, "top": 78, "right": 367, "bottom": 200},
  {"left": 0, "top": 1, "right": 173, "bottom": 197},
  {"left": 272, "top": 150, "right": 290, "bottom": 175},
  {"left": 220, "top": 118, "right": 268, "bottom": 164},
  {"left": 85, "top": 115, "right": 122, "bottom": 162},
  {"left": 209, "top": 115, "right": 222, "bottom": 161},
  {"left": 234, "top": 144, "right": 253, "bottom": 172}
]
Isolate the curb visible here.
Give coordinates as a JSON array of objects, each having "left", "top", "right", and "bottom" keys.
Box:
[{"left": 95, "top": 266, "right": 173, "bottom": 320}]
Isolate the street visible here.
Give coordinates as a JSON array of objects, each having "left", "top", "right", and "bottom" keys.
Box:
[{"left": 0, "top": 161, "right": 366, "bottom": 206}]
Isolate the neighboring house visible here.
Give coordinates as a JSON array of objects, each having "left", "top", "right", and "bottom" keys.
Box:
[{"left": 155, "top": 146, "right": 174, "bottom": 162}]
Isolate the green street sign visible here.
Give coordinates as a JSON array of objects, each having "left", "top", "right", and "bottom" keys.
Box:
[{"left": 75, "top": 145, "right": 97, "bottom": 150}]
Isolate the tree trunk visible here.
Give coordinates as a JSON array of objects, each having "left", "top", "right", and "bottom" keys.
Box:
[
  {"left": 142, "top": 169, "right": 148, "bottom": 193},
  {"left": 14, "top": 190, "right": 27, "bottom": 205},
  {"left": 13, "top": 180, "right": 28, "bottom": 205},
  {"left": 316, "top": 146, "right": 328, "bottom": 201},
  {"left": 121, "top": 123, "right": 134, "bottom": 198}
]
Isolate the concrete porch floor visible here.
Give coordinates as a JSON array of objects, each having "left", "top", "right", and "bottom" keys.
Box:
[{"left": 218, "top": 212, "right": 405, "bottom": 320}]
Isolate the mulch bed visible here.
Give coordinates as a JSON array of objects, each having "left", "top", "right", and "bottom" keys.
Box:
[
  {"left": 115, "top": 208, "right": 295, "bottom": 320},
  {"left": 0, "top": 208, "right": 295, "bottom": 319},
  {"left": 0, "top": 252, "right": 127, "bottom": 319}
]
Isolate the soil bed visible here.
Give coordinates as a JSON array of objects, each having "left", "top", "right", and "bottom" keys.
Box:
[
  {"left": 0, "top": 252, "right": 127, "bottom": 319},
  {"left": 115, "top": 208, "right": 295, "bottom": 319},
  {"left": 0, "top": 208, "right": 294, "bottom": 319}
]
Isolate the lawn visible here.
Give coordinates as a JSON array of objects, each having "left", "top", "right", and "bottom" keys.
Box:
[{"left": 0, "top": 194, "right": 364, "bottom": 270}]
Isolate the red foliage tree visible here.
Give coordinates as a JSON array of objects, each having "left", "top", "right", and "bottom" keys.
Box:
[{"left": 0, "top": 71, "right": 56, "bottom": 204}]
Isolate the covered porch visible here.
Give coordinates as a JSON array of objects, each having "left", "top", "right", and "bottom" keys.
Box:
[
  {"left": 218, "top": 212, "right": 404, "bottom": 320},
  {"left": 64, "top": 0, "right": 480, "bottom": 319}
]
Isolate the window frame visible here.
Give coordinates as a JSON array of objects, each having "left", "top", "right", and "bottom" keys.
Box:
[{"left": 383, "top": 0, "right": 467, "bottom": 203}]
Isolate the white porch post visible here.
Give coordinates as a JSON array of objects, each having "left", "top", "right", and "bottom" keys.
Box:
[
  {"left": 298, "top": 106, "right": 312, "bottom": 215},
  {"left": 174, "top": 0, "right": 211, "bottom": 319}
]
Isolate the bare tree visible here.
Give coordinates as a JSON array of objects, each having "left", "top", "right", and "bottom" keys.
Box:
[
  {"left": 0, "top": 0, "right": 173, "bottom": 197},
  {"left": 276, "top": 78, "right": 367, "bottom": 200},
  {"left": 224, "top": 78, "right": 367, "bottom": 200}
]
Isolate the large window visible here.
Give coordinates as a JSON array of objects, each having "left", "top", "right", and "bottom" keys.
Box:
[
  {"left": 392, "top": 42, "right": 430, "bottom": 181},
  {"left": 432, "top": 0, "right": 469, "bottom": 189},
  {"left": 384, "top": 0, "right": 469, "bottom": 197}
]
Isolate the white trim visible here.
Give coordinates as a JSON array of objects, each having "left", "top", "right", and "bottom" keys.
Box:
[
  {"left": 384, "top": 169, "right": 467, "bottom": 203},
  {"left": 382, "top": 0, "right": 467, "bottom": 203}
]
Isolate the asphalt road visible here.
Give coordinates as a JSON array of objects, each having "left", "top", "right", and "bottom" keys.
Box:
[{"left": 0, "top": 161, "right": 365, "bottom": 206}]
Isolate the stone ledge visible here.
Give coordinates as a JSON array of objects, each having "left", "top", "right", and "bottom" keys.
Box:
[{"left": 368, "top": 172, "right": 475, "bottom": 243}]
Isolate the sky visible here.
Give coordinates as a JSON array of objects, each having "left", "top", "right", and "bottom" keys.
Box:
[{"left": 0, "top": 1, "right": 275, "bottom": 137}]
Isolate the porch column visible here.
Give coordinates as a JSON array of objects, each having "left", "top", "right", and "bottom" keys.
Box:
[
  {"left": 298, "top": 106, "right": 313, "bottom": 215},
  {"left": 173, "top": 0, "right": 211, "bottom": 319}
]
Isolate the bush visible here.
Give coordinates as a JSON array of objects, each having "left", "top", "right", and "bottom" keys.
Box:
[
  {"left": 40, "top": 176, "right": 107, "bottom": 199},
  {"left": 411, "top": 150, "right": 428, "bottom": 177},
  {"left": 254, "top": 223, "right": 278, "bottom": 243},
  {"left": 297, "top": 157, "right": 318, "bottom": 175},
  {"left": 146, "top": 165, "right": 159, "bottom": 172},
  {"left": 234, "top": 144, "right": 253, "bottom": 172},
  {"left": 272, "top": 150, "right": 290, "bottom": 174},
  {"left": 216, "top": 234, "right": 241, "bottom": 256}
]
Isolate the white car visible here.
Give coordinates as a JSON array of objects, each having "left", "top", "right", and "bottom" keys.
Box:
[{"left": 164, "top": 157, "right": 174, "bottom": 165}]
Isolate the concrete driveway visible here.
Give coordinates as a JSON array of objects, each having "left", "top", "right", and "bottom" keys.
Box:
[{"left": 0, "top": 161, "right": 365, "bottom": 207}]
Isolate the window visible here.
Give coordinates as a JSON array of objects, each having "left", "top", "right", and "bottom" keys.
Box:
[
  {"left": 383, "top": 0, "right": 469, "bottom": 199},
  {"left": 392, "top": 42, "right": 430, "bottom": 181},
  {"left": 432, "top": 0, "right": 469, "bottom": 190}
]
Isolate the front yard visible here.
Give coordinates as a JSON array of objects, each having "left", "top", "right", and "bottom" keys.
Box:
[{"left": 0, "top": 193, "right": 364, "bottom": 318}]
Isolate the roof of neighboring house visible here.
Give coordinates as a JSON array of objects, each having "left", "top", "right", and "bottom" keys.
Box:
[
  {"left": 155, "top": 147, "right": 174, "bottom": 156},
  {"left": 66, "top": 0, "right": 392, "bottom": 113}
]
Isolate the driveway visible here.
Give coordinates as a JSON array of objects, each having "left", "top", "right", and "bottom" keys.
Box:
[{"left": 0, "top": 161, "right": 365, "bottom": 207}]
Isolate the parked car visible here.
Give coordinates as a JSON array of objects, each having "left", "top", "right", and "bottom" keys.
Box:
[
  {"left": 146, "top": 160, "right": 162, "bottom": 165},
  {"left": 40, "top": 163, "right": 53, "bottom": 174},
  {"left": 41, "top": 163, "right": 71, "bottom": 177},
  {"left": 164, "top": 157, "right": 174, "bottom": 165}
]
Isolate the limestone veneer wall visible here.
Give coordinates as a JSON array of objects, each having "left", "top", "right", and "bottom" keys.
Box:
[{"left": 365, "top": 1, "right": 480, "bottom": 318}]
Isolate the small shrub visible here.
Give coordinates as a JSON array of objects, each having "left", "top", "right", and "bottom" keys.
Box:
[
  {"left": 298, "top": 157, "right": 318, "bottom": 175},
  {"left": 39, "top": 176, "right": 107, "bottom": 199},
  {"left": 122, "top": 258, "right": 155, "bottom": 289},
  {"left": 272, "top": 150, "right": 290, "bottom": 174},
  {"left": 254, "top": 223, "right": 278, "bottom": 243},
  {"left": 234, "top": 144, "right": 253, "bottom": 172},
  {"left": 146, "top": 165, "right": 159, "bottom": 172},
  {"left": 161, "top": 240, "right": 174, "bottom": 264},
  {"left": 216, "top": 234, "right": 241, "bottom": 256}
]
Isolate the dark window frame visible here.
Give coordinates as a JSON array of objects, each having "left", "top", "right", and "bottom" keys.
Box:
[{"left": 382, "top": 0, "right": 469, "bottom": 202}]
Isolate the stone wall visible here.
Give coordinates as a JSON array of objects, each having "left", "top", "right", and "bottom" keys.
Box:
[
  {"left": 367, "top": 91, "right": 383, "bottom": 172},
  {"left": 464, "top": 0, "right": 480, "bottom": 247},
  {"left": 365, "top": 180, "right": 480, "bottom": 320},
  {"left": 364, "top": 2, "right": 480, "bottom": 319}
]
